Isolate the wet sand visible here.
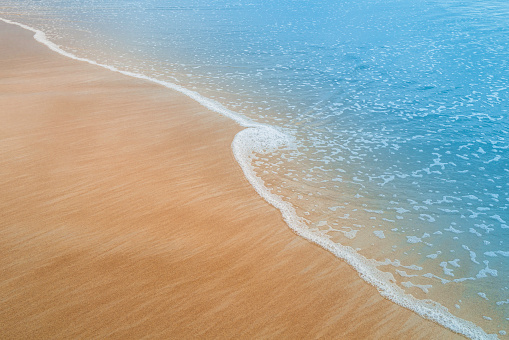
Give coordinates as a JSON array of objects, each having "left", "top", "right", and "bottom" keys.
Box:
[{"left": 0, "top": 21, "right": 461, "bottom": 339}]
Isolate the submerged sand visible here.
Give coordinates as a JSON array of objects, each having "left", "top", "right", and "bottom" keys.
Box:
[{"left": 0, "top": 21, "right": 461, "bottom": 339}]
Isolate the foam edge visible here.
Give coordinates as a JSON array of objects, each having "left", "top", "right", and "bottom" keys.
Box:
[{"left": 232, "top": 127, "right": 497, "bottom": 340}]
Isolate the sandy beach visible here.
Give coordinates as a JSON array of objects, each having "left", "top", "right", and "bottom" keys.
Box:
[{"left": 0, "top": 21, "right": 461, "bottom": 339}]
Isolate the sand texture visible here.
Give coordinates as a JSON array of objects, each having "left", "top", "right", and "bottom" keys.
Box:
[{"left": 0, "top": 21, "right": 461, "bottom": 339}]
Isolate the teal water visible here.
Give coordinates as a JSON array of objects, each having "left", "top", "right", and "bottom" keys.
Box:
[{"left": 1, "top": 0, "right": 507, "bottom": 338}]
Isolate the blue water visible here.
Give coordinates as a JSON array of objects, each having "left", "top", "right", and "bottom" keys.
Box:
[{"left": 2, "top": 0, "right": 508, "bottom": 338}]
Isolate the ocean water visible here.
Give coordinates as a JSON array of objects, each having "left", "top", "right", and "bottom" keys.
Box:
[{"left": 1, "top": 0, "right": 507, "bottom": 338}]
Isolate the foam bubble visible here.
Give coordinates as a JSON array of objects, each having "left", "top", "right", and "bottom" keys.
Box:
[
  {"left": 401, "top": 281, "right": 432, "bottom": 294},
  {"left": 478, "top": 292, "right": 489, "bottom": 300},
  {"left": 407, "top": 236, "right": 422, "bottom": 243}
]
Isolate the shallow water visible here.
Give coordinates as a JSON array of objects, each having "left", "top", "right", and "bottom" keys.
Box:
[{"left": 1, "top": 0, "right": 508, "bottom": 338}]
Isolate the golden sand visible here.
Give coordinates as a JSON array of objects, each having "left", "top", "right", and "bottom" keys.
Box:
[{"left": 0, "top": 21, "right": 461, "bottom": 339}]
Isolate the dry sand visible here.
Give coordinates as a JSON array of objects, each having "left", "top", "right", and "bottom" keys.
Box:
[{"left": 0, "top": 21, "right": 461, "bottom": 339}]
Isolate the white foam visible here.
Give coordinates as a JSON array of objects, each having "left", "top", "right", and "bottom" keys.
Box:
[
  {"left": 1, "top": 17, "right": 496, "bottom": 340},
  {"left": 407, "top": 236, "right": 422, "bottom": 243},
  {"left": 462, "top": 245, "right": 480, "bottom": 264},
  {"left": 341, "top": 228, "right": 358, "bottom": 240},
  {"left": 419, "top": 214, "right": 436, "bottom": 223},
  {"left": 448, "top": 259, "right": 461, "bottom": 268},
  {"left": 377, "top": 259, "right": 423, "bottom": 271},
  {"left": 426, "top": 251, "right": 442, "bottom": 259},
  {"left": 478, "top": 292, "right": 489, "bottom": 300},
  {"left": 423, "top": 273, "right": 451, "bottom": 284},
  {"left": 445, "top": 224, "right": 465, "bottom": 233},
  {"left": 476, "top": 261, "right": 498, "bottom": 278},
  {"left": 396, "top": 269, "right": 418, "bottom": 278},
  {"left": 490, "top": 215, "right": 506, "bottom": 224},
  {"left": 440, "top": 262, "right": 455, "bottom": 277},
  {"left": 401, "top": 281, "right": 432, "bottom": 294}
]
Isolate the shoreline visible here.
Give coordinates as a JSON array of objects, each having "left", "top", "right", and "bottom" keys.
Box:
[{"left": 0, "top": 19, "right": 462, "bottom": 339}]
